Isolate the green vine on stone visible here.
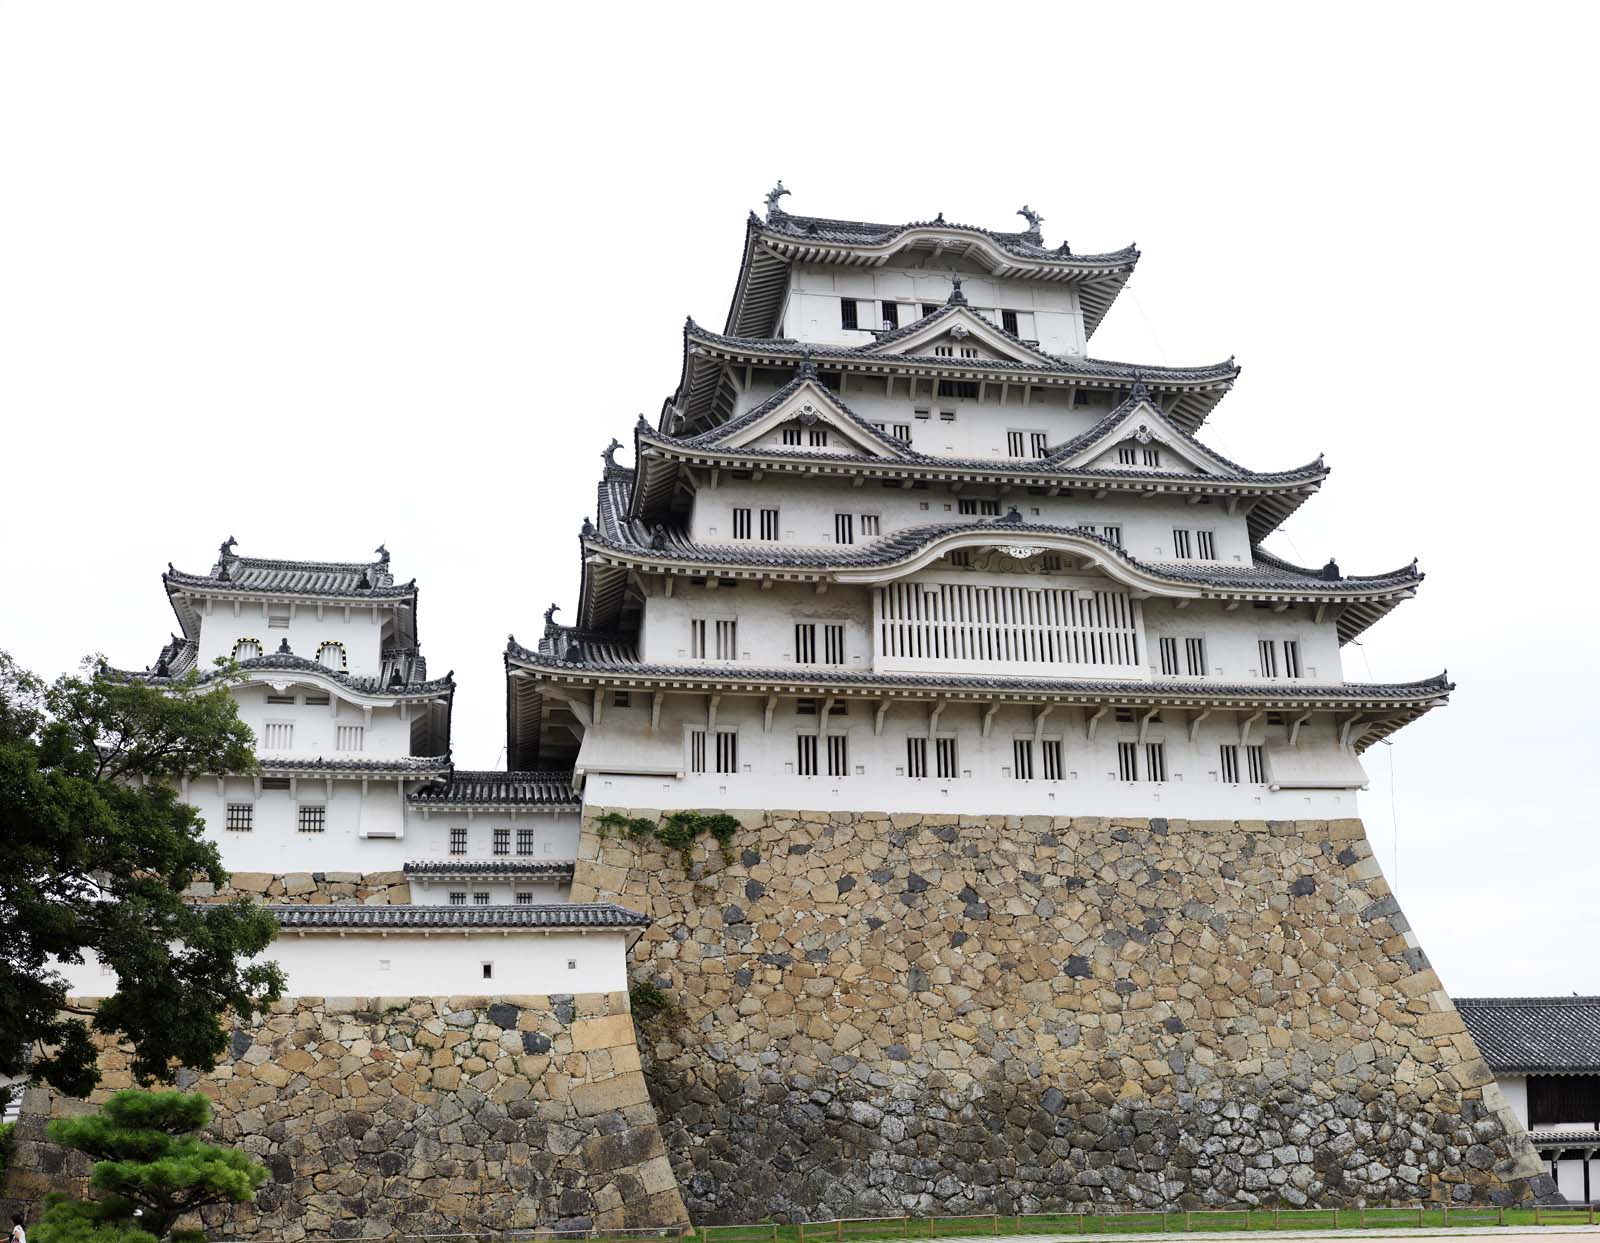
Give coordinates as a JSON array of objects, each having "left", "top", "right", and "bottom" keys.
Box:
[
  {"left": 629, "top": 980, "right": 675, "bottom": 1020},
  {"left": 594, "top": 810, "right": 740, "bottom": 868}
]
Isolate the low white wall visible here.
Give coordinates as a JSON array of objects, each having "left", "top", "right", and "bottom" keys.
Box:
[
  {"left": 60, "top": 927, "right": 632, "bottom": 999},
  {"left": 1499, "top": 1074, "right": 1529, "bottom": 1129}
]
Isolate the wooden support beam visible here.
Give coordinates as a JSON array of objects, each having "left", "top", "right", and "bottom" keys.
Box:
[
  {"left": 1289, "top": 711, "right": 1313, "bottom": 747},
  {"left": 1239, "top": 709, "right": 1264, "bottom": 747},
  {"left": 1085, "top": 705, "right": 1108, "bottom": 742},
  {"left": 1338, "top": 713, "right": 1365, "bottom": 749},
  {"left": 1188, "top": 708, "right": 1212, "bottom": 743},
  {"left": 981, "top": 701, "right": 1000, "bottom": 738},
  {"left": 651, "top": 692, "right": 663, "bottom": 732},
  {"left": 874, "top": 699, "right": 893, "bottom": 736},
  {"left": 1033, "top": 704, "right": 1055, "bottom": 746},
  {"left": 764, "top": 694, "right": 778, "bottom": 734},
  {"left": 707, "top": 693, "right": 720, "bottom": 734},
  {"left": 1137, "top": 707, "right": 1160, "bottom": 746},
  {"left": 592, "top": 688, "right": 604, "bottom": 728},
  {"left": 818, "top": 696, "right": 835, "bottom": 736},
  {"left": 929, "top": 698, "right": 948, "bottom": 734}
]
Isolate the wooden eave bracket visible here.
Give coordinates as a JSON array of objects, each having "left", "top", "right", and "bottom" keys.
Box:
[
  {"left": 981, "top": 701, "right": 1000, "bottom": 738},
  {"left": 1032, "top": 704, "right": 1056, "bottom": 745},
  {"left": 874, "top": 698, "right": 893, "bottom": 736},
  {"left": 1288, "top": 711, "right": 1314, "bottom": 747},
  {"left": 1136, "top": 707, "right": 1160, "bottom": 746},
  {"left": 1085, "top": 705, "right": 1108, "bottom": 742},
  {"left": 1239, "top": 709, "right": 1265, "bottom": 747},
  {"left": 1187, "top": 708, "right": 1212, "bottom": 743}
]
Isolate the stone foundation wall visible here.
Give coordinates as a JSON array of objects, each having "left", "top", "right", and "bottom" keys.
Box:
[
  {"left": 571, "top": 810, "right": 1551, "bottom": 1221},
  {"left": 189, "top": 870, "right": 412, "bottom": 904},
  {"left": 5, "top": 993, "right": 688, "bottom": 1238}
]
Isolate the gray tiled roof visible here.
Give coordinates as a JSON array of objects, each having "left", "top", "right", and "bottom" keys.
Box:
[
  {"left": 165, "top": 550, "right": 412, "bottom": 599},
  {"left": 268, "top": 902, "right": 648, "bottom": 929},
  {"left": 589, "top": 510, "right": 1420, "bottom": 596},
  {"left": 1527, "top": 1128, "right": 1600, "bottom": 1148},
  {"left": 761, "top": 208, "right": 1137, "bottom": 267},
  {"left": 509, "top": 635, "right": 1449, "bottom": 703},
  {"left": 258, "top": 755, "right": 452, "bottom": 776},
  {"left": 1456, "top": 997, "right": 1600, "bottom": 1073},
  {"left": 118, "top": 649, "right": 452, "bottom": 698},
  {"left": 658, "top": 379, "right": 1319, "bottom": 486},
  {"left": 402, "top": 860, "right": 577, "bottom": 878},
  {"left": 409, "top": 770, "right": 579, "bottom": 807},
  {"left": 688, "top": 317, "right": 1236, "bottom": 384}
]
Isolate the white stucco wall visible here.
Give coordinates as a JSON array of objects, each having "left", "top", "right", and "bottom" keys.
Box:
[
  {"left": 193, "top": 597, "right": 401, "bottom": 676},
  {"left": 690, "top": 472, "right": 1255, "bottom": 567},
  {"left": 188, "top": 776, "right": 581, "bottom": 873},
  {"left": 781, "top": 264, "right": 1085, "bottom": 356},
  {"left": 575, "top": 694, "right": 1369, "bottom": 819},
  {"left": 1500, "top": 1074, "right": 1530, "bottom": 1128},
  {"left": 58, "top": 928, "right": 632, "bottom": 999}
]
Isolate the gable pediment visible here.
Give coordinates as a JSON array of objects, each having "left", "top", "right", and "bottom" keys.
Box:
[
  {"left": 1056, "top": 396, "right": 1228, "bottom": 476},
  {"left": 720, "top": 378, "right": 902, "bottom": 458},
  {"left": 864, "top": 306, "right": 1057, "bottom": 366}
]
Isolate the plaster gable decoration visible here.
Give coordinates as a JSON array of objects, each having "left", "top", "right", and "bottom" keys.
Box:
[
  {"left": 721, "top": 381, "right": 896, "bottom": 459},
  {"left": 863, "top": 305, "right": 1056, "bottom": 367},
  {"left": 1059, "top": 394, "right": 1227, "bottom": 477}
]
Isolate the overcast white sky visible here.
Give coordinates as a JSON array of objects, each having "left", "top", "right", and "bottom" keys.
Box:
[{"left": 2, "top": 3, "right": 1596, "bottom": 996}]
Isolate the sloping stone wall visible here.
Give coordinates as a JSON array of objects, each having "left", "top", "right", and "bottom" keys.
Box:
[
  {"left": 5, "top": 993, "right": 688, "bottom": 1239},
  {"left": 571, "top": 810, "right": 1551, "bottom": 1222}
]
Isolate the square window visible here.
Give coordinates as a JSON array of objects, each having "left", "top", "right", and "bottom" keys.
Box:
[
  {"left": 449, "top": 827, "right": 467, "bottom": 855},
  {"left": 225, "top": 803, "right": 254, "bottom": 831},
  {"left": 297, "top": 805, "right": 326, "bottom": 834}
]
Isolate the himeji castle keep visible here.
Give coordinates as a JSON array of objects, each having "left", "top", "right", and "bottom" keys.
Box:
[{"left": 13, "top": 189, "right": 1557, "bottom": 1237}]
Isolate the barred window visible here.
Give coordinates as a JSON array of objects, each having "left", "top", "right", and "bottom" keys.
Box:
[
  {"left": 1041, "top": 739, "right": 1063, "bottom": 781},
  {"left": 1246, "top": 745, "right": 1267, "bottom": 784},
  {"left": 449, "top": 891, "right": 466, "bottom": 906},
  {"left": 1031, "top": 432, "right": 1049, "bottom": 459},
  {"left": 1117, "top": 741, "right": 1139, "bottom": 782},
  {"left": 906, "top": 737, "right": 928, "bottom": 779},
  {"left": 759, "top": 508, "right": 780, "bottom": 540},
  {"left": 336, "top": 724, "right": 364, "bottom": 752},
  {"left": 782, "top": 425, "right": 802, "bottom": 446},
  {"left": 732, "top": 507, "right": 752, "bottom": 539},
  {"left": 797, "top": 734, "right": 818, "bottom": 777},
  {"left": 493, "top": 828, "right": 510, "bottom": 856},
  {"left": 517, "top": 829, "right": 534, "bottom": 855},
  {"left": 1118, "top": 445, "right": 1137, "bottom": 465},
  {"left": 450, "top": 827, "right": 467, "bottom": 855},
  {"left": 840, "top": 298, "right": 859, "bottom": 330},
  {"left": 809, "top": 428, "right": 828, "bottom": 447},
  {"left": 262, "top": 722, "right": 293, "bottom": 750},
  {"left": 715, "top": 619, "right": 737, "bottom": 660},
  {"left": 1159, "top": 637, "right": 1180, "bottom": 676},
  {"left": 1220, "top": 745, "right": 1241, "bottom": 784},
  {"left": 834, "top": 513, "right": 854, "bottom": 545},
  {"left": 859, "top": 514, "right": 880, "bottom": 537},
  {"left": 826, "top": 734, "right": 849, "bottom": 778},
  {"left": 881, "top": 301, "right": 899, "bottom": 330},
  {"left": 515, "top": 892, "right": 533, "bottom": 905},
  {"left": 921, "top": 302, "right": 938, "bottom": 317},
  {"left": 297, "top": 805, "right": 326, "bottom": 833},
  {"left": 1282, "top": 640, "right": 1303, "bottom": 678},
  {"left": 473, "top": 892, "right": 490, "bottom": 906},
  {"left": 1142, "top": 446, "right": 1161, "bottom": 468},
  {"left": 1001, "top": 309, "right": 1019, "bottom": 335},
  {"left": 1013, "top": 739, "right": 1034, "bottom": 781},
  {"left": 225, "top": 803, "right": 254, "bottom": 832},
  {"left": 795, "top": 623, "right": 817, "bottom": 664},
  {"left": 715, "top": 730, "right": 738, "bottom": 775},
  {"left": 1258, "top": 639, "right": 1280, "bottom": 678},
  {"left": 689, "top": 729, "right": 707, "bottom": 774},
  {"left": 1197, "top": 530, "right": 1216, "bottom": 559},
  {"left": 892, "top": 422, "right": 911, "bottom": 441},
  {"left": 958, "top": 498, "right": 1000, "bottom": 516},
  {"left": 1185, "top": 637, "right": 1207, "bottom": 677},
  {"left": 934, "top": 737, "right": 959, "bottom": 779},
  {"left": 1007, "top": 430, "right": 1025, "bottom": 457},
  {"left": 1144, "top": 743, "right": 1168, "bottom": 783},
  {"left": 823, "top": 624, "right": 845, "bottom": 666},
  {"left": 1101, "top": 525, "right": 1122, "bottom": 547},
  {"left": 1172, "top": 528, "right": 1193, "bottom": 559},
  {"left": 938, "top": 380, "right": 979, "bottom": 399}
]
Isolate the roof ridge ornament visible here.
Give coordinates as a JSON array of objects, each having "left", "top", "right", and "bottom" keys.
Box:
[
  {"left": 357, "top": 568, "right": 371, "bottom": 589},
  {"left": 764, "top": 180, "right": 789, "bottom": 219},
  {"left": 797, "top": 348, "right": 818, "bottom": 380},
  {"left": 602, "top": 437, "right": 623, "bottom": 470},
  {"left": 1002, "top": 507, "right": 1024, "bottom": 525},
  {"left": 1129, "top": 372, "right": 1151, "bottom": 403},
  {"left": 276, "top": 637, "right": 292, "bottom": 655},
  {"left": 934, "top": 212, "right": 945, "bottom": 225},
  {"left": 218, "top": 535, "right": 237, "bottom": 562},
  {"left": 636, "top": 412, "right": 651, "bottom": 432},
  {"left": 375, "top": 543, "right": 390, "bottom": 566},
  {"left": 1016, "top": 205, "right": 1044, "bottom": 239},
  {"left": 581, "top": 517, "right": 595, "bottom": 538},
  {"left": 1320, "top": 558, "right": 1342, "bottom": 582},
  {"left": 946, "top": 274, "right": 968, "bottom": 307},
  {"left": 543, "top": 603, "right": 561, "bottom": 636}
]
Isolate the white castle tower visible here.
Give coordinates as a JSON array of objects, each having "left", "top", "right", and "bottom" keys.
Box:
[{"left": 506, "top": 189, "right": 1444, "bottom": 816}]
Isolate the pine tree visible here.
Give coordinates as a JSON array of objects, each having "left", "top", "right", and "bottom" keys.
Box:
[{"left": 35, "top": 1090, "right": 268, "bottom": 1243}]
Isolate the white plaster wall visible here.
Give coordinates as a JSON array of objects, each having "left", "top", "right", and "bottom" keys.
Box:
[
  {"left": 782, "top": 264, "right": 1085, "bottom": 356},
  {"left": 639, "top": 578, "right": 1343, "bottom": 684},
  {"left": 194, "top": 598, "right": 396, "bottom": 676},
  {"left": 232, "top": 683, "right": 415, "bottom": 759},
  {"left": 58, "top": 929, "right": 631, "bottom": 998},
  {"left": 731, "top": 380, "right": 1114, "bottom": 461},
  {"left": 1554, "top": 1158, "right": 1594, "bottom": 1203},
  {"left": 1500, "top": 1075, "right": 1530, "bottom": 1129},
  {"left": 576, "top": 695, "right": 1369, "bottom": 819},
  {"left": 690, "top": 474, "right": 1256, "bottom": 565},
  {"left": 190, "top": 777, "right": 580, "bottom": 873},
  {"left": 405, "top": 879, "right": 570, "bottom": 906}
]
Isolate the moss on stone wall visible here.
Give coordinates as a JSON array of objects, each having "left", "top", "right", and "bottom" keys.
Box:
[{"left": 572, "top": 809, "right": 1551, "bottom": 1222}]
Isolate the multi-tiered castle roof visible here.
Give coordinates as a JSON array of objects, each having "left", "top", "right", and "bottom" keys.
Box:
[{"left": 506, "top": 190, "right": 1447, "bottom": 802}]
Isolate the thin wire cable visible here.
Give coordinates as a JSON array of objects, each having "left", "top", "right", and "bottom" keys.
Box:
[{"left": 1125, "top": 286, "right": 1170, "bottom": 366}]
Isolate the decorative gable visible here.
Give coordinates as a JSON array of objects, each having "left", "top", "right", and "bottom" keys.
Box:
[
  {"left": 720, "top": 378, "right": 901, "bottom": 458},
  {"left": 1057, "top": 392, "right": 1231, "bottom": 477},
  {"left": 864, "top": 305, "right": 1057, "bottom": 367}
]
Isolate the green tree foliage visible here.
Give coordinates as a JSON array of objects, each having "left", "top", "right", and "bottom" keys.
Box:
[
  {"left": 0, "top": 651, "right": 285, "bottom": 1102},
  {"left": 36, "top": 1089, "right": 267, "bottom": 1243}
]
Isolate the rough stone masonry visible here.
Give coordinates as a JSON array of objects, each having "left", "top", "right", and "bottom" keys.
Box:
[
  {"left": 570, "top": 810, "right": 1553, "bottom": 1222},
  {"left": 5, "top": 993, "right": 689, "bottom": 1239}
]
